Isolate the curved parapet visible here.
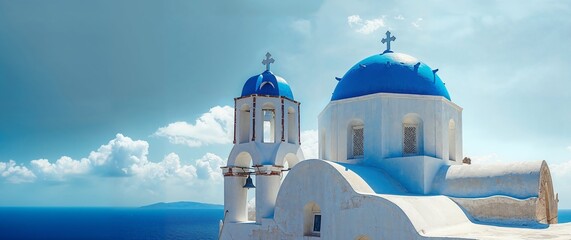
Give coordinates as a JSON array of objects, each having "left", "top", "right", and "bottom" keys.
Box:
[
  {"left": 273, "top": 160, "right": 471, "bottom": 239},
  {"left": 432, "top": 160, "right": 558, "bottom": 224},
  {"left": 432, "top": 161, "right": 544, "bottom": 199}
]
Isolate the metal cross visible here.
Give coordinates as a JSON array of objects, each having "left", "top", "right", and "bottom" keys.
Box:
[
  {"left": 381, "top": 31, "right": 396, "bottom": 53},
  {"left": 262, "top": 52, "right": 275, "bottom": 71}
]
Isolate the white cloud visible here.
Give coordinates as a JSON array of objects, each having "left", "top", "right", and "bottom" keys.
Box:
[
  {"left": 551, "top": 160, "right": 571, "bottom": 177},
  {"left": 291, "top": 19, "right": 311, "bottom": 36},
  {"left": 88, "top": 133, "right": 150, "bottom": 176},
  {"left": 31, "top": 157, "right": 90, "bottom": 181},
  {"left": 20, "top": 134, "right": 225, "bottom": 186},
  {"left": 0, "top": 160, "right": 36, "bottom": 183},
  {"left": 347, "top": 15, "right": 385, "bottom": 34},
  {"left": 131, "top": 152, "right": 198, "bottom": 182},
  {"left": 301, "top": 130, "right": 318, "bottom": 159},
  {"left": 347, "top": 15, "right": 362, "bottom": 26},
  {"left": 411, "top": 18, "right": 423, "bottom": 28},
  {"left": 31, "top": 134, "right": 152, "bottom": 179},
  {"left": 567, "top": 146, "right": 571, "bottom": 151},
  {"left": 155, "top": 106, "right": 234, "bottom": 147},
  {"left": 394, "top": 15, "right": 405, "bottom": 20},
  {"left": 468, "top": 153, "right": 502, "bottom": 165},
  {"left": 195, "top": 153, "right": 225, "bottom": 181}
]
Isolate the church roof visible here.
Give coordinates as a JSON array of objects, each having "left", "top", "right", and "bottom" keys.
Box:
[
  {"left": 241, "top": 52, "right": 294, "bottom": 100},
  {"left": 331, "top": 31, "right": 450, "bottom": 101},
  {"left": 241, "top": 70, "right": 294, "bottom": 100},
  {"left": 332, "top": 52, "right": 450, "bottom": 101}
]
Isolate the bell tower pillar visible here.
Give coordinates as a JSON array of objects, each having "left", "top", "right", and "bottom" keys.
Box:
[
  {"left": 222, "top": 167, "right": 248, "bottom": 222},
  {"left": 254, "top": 165, "right": 282, "bottom": 223}
]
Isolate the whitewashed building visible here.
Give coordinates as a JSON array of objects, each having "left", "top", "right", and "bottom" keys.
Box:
[{"left": 219, "top": 32, "right": 570, "bottom": 239}]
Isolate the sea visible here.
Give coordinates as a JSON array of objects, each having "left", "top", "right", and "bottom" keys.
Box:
[{"left": 0, "top": 208, "right": 570, "bottom": 240}]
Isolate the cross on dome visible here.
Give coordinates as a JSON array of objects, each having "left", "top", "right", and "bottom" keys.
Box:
[
  {"left": 262, "top": 52, "right": 275, "bottom": 71},
  {"left": 381, "top": 31, "right": 396, "bottom": 53}
]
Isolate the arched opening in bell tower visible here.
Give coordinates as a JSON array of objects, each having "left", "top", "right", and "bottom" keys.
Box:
[
  {"left": 287, "top": 106, "right": 298, "bottom": 144},
  {"left": 234, "top": 151, "right": 256, "bottom": 222},
  {"left": 239, "top": 104, "right": 251, "bottom": 144},
  {"left": 262, "top": 103, "right": 276, "bottom": 143}
]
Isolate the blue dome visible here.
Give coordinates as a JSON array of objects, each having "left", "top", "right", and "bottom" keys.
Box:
[
  {"left": 332, "top": 52, "right": 450, "bottom": 101},
  {"left": 241, "top": 70, "right": 294, "bottom": 100}
]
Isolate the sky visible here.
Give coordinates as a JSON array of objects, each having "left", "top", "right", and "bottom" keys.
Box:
[{"left": 0, "top": 0, "right": 570, "bottom": 207}]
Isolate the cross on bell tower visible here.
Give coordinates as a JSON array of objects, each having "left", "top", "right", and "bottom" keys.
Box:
[
  {"left": 262, "top": 52, "right": 275, "bottom": 71},
  {"left": 381, "top": 31, "right": 396, "bottom": 53}
]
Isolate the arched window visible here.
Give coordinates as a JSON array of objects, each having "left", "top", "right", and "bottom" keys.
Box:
[
  {"left": 403, "top": 124, "right": 418, "bottom": 155},
  {"left": 262, "top": 104, "right": 275, "bottom": 143},
  {"left": 239, "top": 104, "right": 251, "bottom": 143},
  {"left": 233, "top": 152, "right": 254, "bottom": 222},
  {"left": 403, "top": 114, "right": 423, "bottom": 156},
  {"left": 287, "top": 107, "right": 297, "bottom": 144},
  {"left": 304, "top": 202, "right": 321, "bottom": 237},
  {"left": 448, "top": 119, "right": 456, "bottom": 161},
  {"left": 348, "top": 120, "right": 364, "bottom": 159}
]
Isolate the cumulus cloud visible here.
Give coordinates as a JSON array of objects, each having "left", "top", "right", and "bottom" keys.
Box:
[
  {"left": 195, "top": 153, "right": 225, "bottom": 181},
  {"left": 155, "top": 106, "right": 234, "bottom": 147},
  {"left": 131, "top": 152, "right": 198, "bottom": 182},
  {"left": 31, "top": 157, "right": 90, "bottom": 181},
  {"left": 347, "top": 15, "right": 362, "bottom": 26},
  {"left": 0, "top": 160, "right": 36, "bottom": 183},
  {"left": 301, "top": 130, "right": 318, "bottom": 159},
  {"left": 31, "top": 134, "right": 151, "bottom": 179},
  {"left": 88, "top": 134, "right": 150, "bottom": 177},
  {"left": 9, "top": 134, "right": 225, "bottom": 185},
  {"left": 551, "top": 160, "right": 571, "bottom": 177},
  {"left": 347, "top": 15, "right": 385, "bottom": 34}
]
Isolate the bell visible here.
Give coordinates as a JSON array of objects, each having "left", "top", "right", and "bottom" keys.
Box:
[{"left": 243, "top": 174, "right": 256, "bottom": 189}]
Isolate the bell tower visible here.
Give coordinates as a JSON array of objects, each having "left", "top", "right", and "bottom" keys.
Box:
[{"left": 222, "top": 53, "right": 304, "bottom": 223}]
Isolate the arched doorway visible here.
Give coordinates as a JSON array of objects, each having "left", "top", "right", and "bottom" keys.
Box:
[{"left": 303, "top": 202, "right": 321, "bottom": 237}]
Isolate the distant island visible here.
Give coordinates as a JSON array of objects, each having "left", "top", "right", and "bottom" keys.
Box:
[{"left": 141, "top": 201, "right": 223, "bottom": 209}]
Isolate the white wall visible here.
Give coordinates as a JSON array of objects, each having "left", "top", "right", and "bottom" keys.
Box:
[
  {"left": 220, "top": 160, "right": 472, "bottom": 239},
  {"left": 318, "top": 92, "right": 463, "bottom": 167}
]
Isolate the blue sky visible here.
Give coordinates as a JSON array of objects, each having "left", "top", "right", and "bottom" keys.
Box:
[{"left": 1, "top": 0, "right": 570, "bottom": 207}]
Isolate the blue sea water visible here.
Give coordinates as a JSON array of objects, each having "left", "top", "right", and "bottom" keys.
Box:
[
  {"left": 559, "top": 209, "right": 571, "bottom": 223},
  {"left": 0, "top": 208, "right": 224, "bottom": 240},
  {"left": 0, "top": 208, "right": 569, "bottom": 240}
]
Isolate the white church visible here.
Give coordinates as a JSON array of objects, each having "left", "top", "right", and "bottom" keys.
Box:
[{"left": 218, "top": 32, "right": 571, "bottom": 239}]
